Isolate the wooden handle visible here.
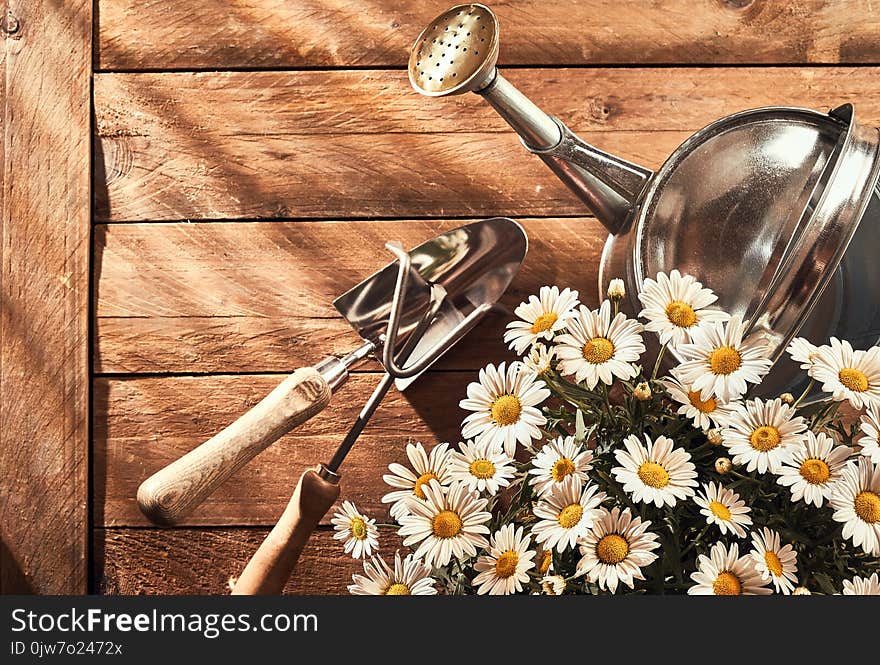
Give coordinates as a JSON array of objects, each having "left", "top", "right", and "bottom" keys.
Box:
[
  {"left": 137, "top": 367, "right": 332, "bottom": 525},
  {"left": 231, "top": 468, "right": 340, "bottom": 595}
]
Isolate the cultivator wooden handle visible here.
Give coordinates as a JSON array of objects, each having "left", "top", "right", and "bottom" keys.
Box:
[
  {"left": 232, "top": 467, "right": 340, "bottom": 595},
  {"left": 137, "top": 368, "right": 332, "bottom": 525}
]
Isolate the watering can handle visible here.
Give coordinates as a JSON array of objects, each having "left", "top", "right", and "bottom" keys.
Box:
[
  {"left": 231, "top": 466, "right": 340, "bottom": 595},
  {"left": 137, "top": 367, "right": 333, "bottom": 525}
]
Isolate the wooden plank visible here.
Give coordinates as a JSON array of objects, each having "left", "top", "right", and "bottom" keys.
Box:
[
  {"left": 95, "top": 0, "right": 880, "bottom": 71},
  {"left": 0, "top": 0, "right": 91, "bottom": 594},
  {"left": 93, "top": 67, "right": 880, "bottom": 221},
  {"left": 94, "top": 373, "right": 474, "bottom": 526},
  {"left": 93, "top": 218, "right": 605, "bottom": 374},
  {"left": 94, "top": 527, "right": 403, "bottom": 595}
]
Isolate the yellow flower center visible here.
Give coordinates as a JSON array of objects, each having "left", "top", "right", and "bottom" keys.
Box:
[
  {"left": 764, "top": 551, "right": 784, "bottom": 577},
  {"left": 531, "top": 312, "right": 559, "bottom": 335},
  {"left": 799, "top": 458, "right": 830, "bottom": 485},
  {"left": 582, "top": 337, "right": 615, "bottom": 364},
  {"left": 854, "top": 490, "right": 880, "bottom": 523},
  {"left": 749, "top": 426, "right": 781, "bottom": 452},
  {"left": 469, "top": 458, "right": 496, "bottom": 479},
  {"left": 491, "top": 394, "right": 522, "bottom": 426},
  {"left": 432, "top": 509, "right": 463, "bottom": 538},
  {"left": 557, "top": 503, "right": 584, "bottom": 529},
  {"left": 385, "top": 583, "right": 411, "bottom": 595},
  {"left": 596, "top": 534, "right": 629, "bottom": 564},
  {"left": 551, "top": 457, "right": 576, "bottom": 482},
  {"left": 688, "top": 390, "right": 717, "bottom": 414},
  {"left": 708, "top": 500, "right": 731, "bottom": 521},
  {"left": 637, "top": 461, "right": 670, "bottom": 489},
  {"left": 412, "top": 472, "right": 438, "bottom": 500},
  {"left": 494, "top": 550, "right": 519, "bottom": 579},
  {"left": 539, "top": 549, "right": 552, "bottom": 574},
  {"left": 349, "top": 516, "right": 368, "bottom": 540},
  {"left": 665, "top": 300, "right": 697, "bottom": 328},
  {"left": 713, "top": 571, "right": 743, "bottom": 595},
  {"left": 709, "top": 346, "right": 742, "bottom": 375},
  {"left": 839, "top": 368, "right": 869, "bottom": 392}
]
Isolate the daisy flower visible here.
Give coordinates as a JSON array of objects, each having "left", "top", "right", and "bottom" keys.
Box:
[
  {"left": 777, "top": 431, "right": 852, "bottom": 507},
  {"left": 459, "top": 362, "right": 550, "bottom": 457},
  {"left": 398, "top": 479, "right": 491, "bottom": 567},
  {"left": 637, "top": 270, "right": 729, "bottom": 347},
  {"left": 660, "top": 371, "right": 737, "bottom": 430},
  {"left": 830, "top": 457, "right": 880, "bottom": 556},
  {"left": 786, "top": 337, "right": 819, "bottom": 372},
  {"left": 330, "top": 501, "right": 379, "bottom": 559},
  {"left": 688, "top": 541, "right": 772, "bottom": 595},
  {"left": 381, "top": 441, "right": 453, "bottom": 520},
  {"left": 575, "top": 506, "right": 660, "bottom": 593},
  {"left": 528, "top": 435, "right": 593, "bottom": 497},
  {"left": 522, "top": 342, "right": 554, "bottom": 376},
  {"left": 447, "top": 439, "right": 515, "bottom": 496},
  {"left": 532, "top": 476, "right": 606, "bottom": 553},
  {"left": 841, "top": 572, "right": 880, "bottom": 595},
  {"left": 472, "top": 524, "right": 536, "bottom": 595},
  {"left": 554, "top": 300, "right": 645, "bottom": 389},
  {"left": 749, "top": 528, "right": 798, "bottom": 595},
  {"left": 611, "top": 434, "right": 698, "bottom": 508},
  {"left": 503, "top": 285, "right": 580, "bottom": 354},
  {"left": 810, "top": 337, "right": 880, "bottom": 409},
  {"left": 676, "top": 315, "right": 773, "bottom": 403},
  {"left": 348, "top": 551, "right": 437, "bottom": 595},
  {"left": 694, "top": 482, "right": 752, "bottom": 538},
  {"left": 857, "top": 402, "right": 880, "bottom": 464},
  {"left": 721, "top": 398, "right": 807, "bottom": 474}
]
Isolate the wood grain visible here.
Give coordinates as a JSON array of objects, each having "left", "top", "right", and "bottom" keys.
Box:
[
  {"left": 93, "top": 218, "right": 606, "bottom": 374},
  {"left": 0, "top": 0, "right": 91, "bottom": 594},
  {"left": 95, "top": 0, "right": 880, "bottom": 71},
  {"left": 92, "top": 67, "right": 880, "bottom": 221},
  {"left": 94, "top": 373, "right": 473, "bottom": 526},
  {"left": 94, "top": 527, "right": 403, "bottom": 595}
]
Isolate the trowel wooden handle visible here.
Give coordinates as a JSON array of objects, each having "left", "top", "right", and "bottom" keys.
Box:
[
  {"left": 137, "top": 368, "right": 332, "bottom": 525},
  {"left": 232, "top": 467, "right": 340, "bottom": 595}
]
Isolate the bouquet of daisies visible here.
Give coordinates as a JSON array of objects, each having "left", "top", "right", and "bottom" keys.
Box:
[{"left": 332, "top": 272, "right": 880, "bottom": 595}]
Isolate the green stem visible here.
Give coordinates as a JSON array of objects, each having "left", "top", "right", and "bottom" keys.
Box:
[
  {"left": 792, "top": 379, "right": 815, "bottom": 408},
  {"left": 651, "top": 343, "right": 668, "bottom": 382}
]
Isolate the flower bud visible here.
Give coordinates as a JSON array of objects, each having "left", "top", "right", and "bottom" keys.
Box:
[
  {"left": 607, "top": 278, "right": 626, "bottom": 302},
  {"left": 780, "top": 392, "right": 795, "bottom": 405},
  {"left": 633, "top": 381, "right": 652, "bottom": 401},
  {"left": 541, "top": 575, "right": 566, "bottom": 595},
  {"left": 715, "top": 457, "right": 732, "bottom": 474},
  {"left": 706, "top": 428, "right": 723, "bottom": 446},
  {"left": 792, "top": 586, "right": 811, "bottom": 596}
]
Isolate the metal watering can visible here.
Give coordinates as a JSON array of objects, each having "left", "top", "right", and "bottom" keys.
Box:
[{"left": 408, "top": 3, "right": 880, "bottom": 397}]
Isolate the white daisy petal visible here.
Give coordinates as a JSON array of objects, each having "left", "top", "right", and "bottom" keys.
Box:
[
  {"left": 693, "top": 482, "right": 752, "bottom": 538},
  {"left": 611, "top": 434, "right": 698, "bottom": 508},
  {"left": 810, "top": 338, "right": 880, "bottom": 409},
  {"left": 829, "top": 457, "right": 880, "bottom": 556},
  {"left": 554, "top": 300, "right": 645, "bottom": 389},
  {"left": 472, "top": 524, "right": 536, "bottom": 595},
  {"left": 748, "top": 527, "right": 798, "bottom": 595},
  {"left": 348, "top": 550, "right": 437, "bottom": 595},
  {"left": 688, "top": 541, "right": 772, "bottom": 595},
  {"left": 503, "top": 286, "right": 580, "bottom": 354},
  {"left": 576, "top": 506, "right": 660, "bottom": 593},
  {"left": 458, "top": 361, "right": 550, "bottom": 457},
  {"left": 380, "top": 442, "right": 453, "bottom": 520},
  {"left": 532, "top": 476, "right": 606, "bottom": 553},
  {"left": 447, "top": 439, "right": 516, "bottom": 496},
  {"left": 528, "top": 435, "right": 594, "bottom": 497},
  {"left": 637, "top": 270, "right": 730, "bottom": 347},
  {"left": 722, "top": 398, "right": 808, "bottom": 474},
  {"left": 841, "top": 572, "right": 880, "bottom": 595},
  {"left": 777, "top": 431, "right": 852, "bottom": 507}
]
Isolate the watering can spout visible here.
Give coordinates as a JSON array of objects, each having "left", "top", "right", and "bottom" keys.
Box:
[
  {"left": 407, "top": 4, "right": 652, "bottom": 235},
  {"left": 477, "top": 72, "right": 653, "bottom": 235}
]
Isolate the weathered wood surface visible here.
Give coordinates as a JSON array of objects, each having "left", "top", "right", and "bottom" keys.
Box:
[
  {"left": 96, "top": 0, "right": 880, "bottom": 71},
  {"left": 0, "top": 0, "right": 91, "bottom": 594},
  {"left": 95, "top": 528, "right": 402, "bottom": 595},
  {"left": 95, "top": 373, "right": 474, "bottom": 526},
  {"left": 93, "top": 67, "right": 880, "bottom": 221},
  {"left": 93, "top": 218, "right": 605, "bottom": 374}
]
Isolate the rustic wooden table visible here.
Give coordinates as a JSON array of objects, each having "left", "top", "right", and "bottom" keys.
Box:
[{"left": 2, "top": 0, "right": 879, "bottom": 595}]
